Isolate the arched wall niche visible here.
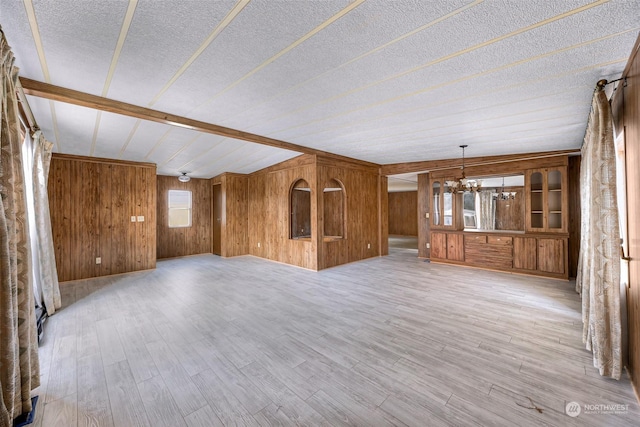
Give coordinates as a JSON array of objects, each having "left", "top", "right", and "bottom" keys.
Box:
[
  {"left": 290, "top": 178, "right": 312, "bottom": 239},
  {"left": 323, "top": 178, "right": 346, "bottom": 239}
]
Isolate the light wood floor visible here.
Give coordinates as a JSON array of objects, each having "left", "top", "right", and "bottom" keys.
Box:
[
  {"left": 33, "top": 249, "right": 639, "bottom": 426},
  {"left": 388, "top": 235, "right": 418, "bottom": 251}
]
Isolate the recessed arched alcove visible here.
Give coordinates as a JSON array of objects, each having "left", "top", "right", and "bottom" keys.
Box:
[
  {"left": 290, "top": 178, "right": 312, "bottom": 239},
  {"left": 323, "top": 178, "right": 345, "bottom": 239}
]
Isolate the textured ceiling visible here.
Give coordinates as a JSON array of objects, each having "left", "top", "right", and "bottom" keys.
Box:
[{"left": 2, "top": 0, "right": 639, "bottom": 182}]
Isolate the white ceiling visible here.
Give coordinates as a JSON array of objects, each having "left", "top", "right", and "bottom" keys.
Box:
[{"left": 2, "top": 0, "right": 639, "bottom": 180}]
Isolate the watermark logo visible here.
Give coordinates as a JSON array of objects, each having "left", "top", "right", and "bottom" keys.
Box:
[
  {"left": 584, "top": 403, "right": 630, "bottom": 415},
  {"left": 566, "top": 401, "right": 581, "bottom": 418},
  {"left": 565, "top": 401, "right": 630, "bottom": 417}
]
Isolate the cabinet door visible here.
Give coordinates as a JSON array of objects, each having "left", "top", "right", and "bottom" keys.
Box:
[
  {"left": 538, "top": 238, "right": 565, "bottom": 274},
  {"left": 514, "top": 237, "right": 537, "bottom": 270},
  {"left": 431, "top": 232, "right": 448, "bottom": 259},
  {"left": 525, "top": 167, "right": 568, "bottom": 233},
  {"left": 546, "top": 168, "right": 567, "bottom": 232},
  {"left": 431, "top": 180, "right": 442, "bottom": 227},
  {"left": 430, "top": 176, "right": 463, "bottom": 230},
  {"left": 525, "top": 169, "right": 545, "bottom": 232},
  {"left": 447, "top": 234, "right": 464, "bottom": 261}
]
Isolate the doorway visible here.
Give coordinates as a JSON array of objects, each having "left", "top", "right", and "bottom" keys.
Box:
[{"left": 387, "top": 188, "right": 418, "bottom": 253}]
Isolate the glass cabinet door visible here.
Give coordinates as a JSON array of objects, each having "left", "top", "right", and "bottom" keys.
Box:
[
  {"left": 529, "top": 171, "right": 543, "bottom": 229},
  {"left": 443, "top": 182, "right": 453, "bottom": 226},
  {"left": 547, "top": 170, "right": 563, "bottom": 229},
  {"left": 432, "top": 181, "right": 441, "bottom": 226},
  {"left": 526, "top": 167, "right": 566, "bottom": 232}
]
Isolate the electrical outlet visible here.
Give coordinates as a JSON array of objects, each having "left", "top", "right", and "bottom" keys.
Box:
[
  {"left": 130, "top": 216, "right": 136, "bottom": 222},
  {"left": 137, "top": 216, "right": 144, "bottom": 222},
  {"left": 257, "top": 242, "right": 261, "bottom": 248},
  {"left": 425, "top": 212, "right": 430, "bottom": 218},
  {"left": 426, "top": 243, "right": 430, "bottom": 249},
  {"left": 367, "top": 243, "right": 371, "bottom": 249},
  {"left": 96, "top": 257, "right": 101, "bottom": 264}
]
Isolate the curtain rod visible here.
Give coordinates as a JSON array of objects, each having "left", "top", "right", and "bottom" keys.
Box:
[
  {"left": 15, "top": 79, "right": 39, "bottom": 133},
  {"left": 2, "top": 25, "right": 39, "bottom": 133},
  {"left": 596, "top": 77, "right": 624, "bottom": 89}
]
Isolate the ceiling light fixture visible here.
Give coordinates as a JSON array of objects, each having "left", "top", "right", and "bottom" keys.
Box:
[
  {"left": 494, "top": 177, "right": 516, "bottom": 200},
  {"left": 178, "top": 172, "right": 191, "bottom": 183},
  {"left": 446, "top": 145, "right": 481, "bottom": 193}
]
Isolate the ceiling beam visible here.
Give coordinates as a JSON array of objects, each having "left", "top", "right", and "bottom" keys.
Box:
[
  {"left": 20, "top": 77, "right": 379, "bottom": 168},
  {"left": 381, "top": 149, "right": 580, "bottom": 176}
]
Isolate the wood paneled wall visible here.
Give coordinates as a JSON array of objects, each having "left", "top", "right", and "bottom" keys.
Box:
[
  {"left": 388, "top": 191, "right": 418, "bottom": 236},
  {"left": 612, "top": 35, "right": 640, "bottom": 398},
  {"left": 494, "top": 187, "right": 524, "bottom": 231},
  {"left": 48, "top": 154, "right": 156, "bottom": 281},
  {"left": 318, "top": 160, "right": 381, "bottom": 270},
  {"left": 378, "top": 175, "right": 389, "bottom": 257},
  {"left": 249, "top": 155, "right": 317, "bottom": 270},
  {"left": 244, "top": 155, "right": 382, "bottom": 270},
  {"left": 218, "top": 173, "right": 249, "bottom": 257},
  {"left": 417, "top": 173, "right": 430, "bottom": 258},
  {"left": 156, "top": 176, "right": 211, "bottom": 259},
  {"left": 430, "top": 156, "right": 568, "bottom": 179}
]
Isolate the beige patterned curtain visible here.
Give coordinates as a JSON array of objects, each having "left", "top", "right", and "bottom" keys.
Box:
[
  {"left": 32, "top": 130, "right": 60, "bottom": 315},
  {"left": 0, "top": 29, "right": 40, "bottom": 426},
  {"left": 475, "top": 190, "right": 495, "bottom": 230},
  {"left": 576, "top": 87, "right": 621, "bottom": 379}
]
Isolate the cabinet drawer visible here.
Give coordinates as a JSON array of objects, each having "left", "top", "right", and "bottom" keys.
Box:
[
  {"left": 464, "top": 235, "right": 487, "bottom": 244},
  {"left": 488, "top": 236, "right": 512, "bottom": 245}
]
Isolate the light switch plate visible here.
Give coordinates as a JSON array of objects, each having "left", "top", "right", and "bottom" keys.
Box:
[
  {"left": 137, "top": 216, "right": 144, "bottom": 222},
  {"left": 96, "top": 257, "right": 101, "bottom": 264},
  {"left": 130, "top": 216, "right": 136, "bottom": 222}
]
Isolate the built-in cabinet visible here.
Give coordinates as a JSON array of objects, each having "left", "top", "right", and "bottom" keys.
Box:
[
  {"left": 428, "top": 159, "right": 570, "bottom": 279},
  {"left": 431, "top": 231, "right": 568, "bottom": 279},
  {"left": 431, "top": 232, "right": 463, "bottom": 261}
]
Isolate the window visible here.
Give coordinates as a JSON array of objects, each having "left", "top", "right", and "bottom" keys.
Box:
[
  {"left": 290, "top": 179, "right": 311, "bottom": 239},
  {"left": 168, "top": 190, "right": 192, "bottom": 228},
  {"left": 463, "top": 191, "right": 476, "bottom": 228}
]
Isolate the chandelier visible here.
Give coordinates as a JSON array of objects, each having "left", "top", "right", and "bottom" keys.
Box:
[
  {"left": 494, "top": 177, "right": 516, "bottom": 200},
  {"left": 446, "top": 145, "right": 481, "bottom": 193}
]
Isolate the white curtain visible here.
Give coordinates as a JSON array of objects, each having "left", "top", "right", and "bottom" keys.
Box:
[
  {"left": 31, "top": 130, "right": 60, "bottom": 315},
  {"left": 475, "top": 191, "right": 495, "bottom": 230},
  {"left": 576, "top": 87, "right": 621, "bottom": 379}
]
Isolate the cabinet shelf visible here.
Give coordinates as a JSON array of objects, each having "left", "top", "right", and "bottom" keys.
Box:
[{"left": 526, "top": 167, "right": 567, "bottom": 233}]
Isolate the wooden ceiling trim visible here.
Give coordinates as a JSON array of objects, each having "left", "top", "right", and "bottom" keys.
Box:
[
  {"left": 52, "top": 152, "right": 156, "bottom": 168},
  {"left": 381, "top": 149, "right": 580, "bottom": 176},
  {"left": 20, "top": 77, "right": 379, "bottom": 168}
]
